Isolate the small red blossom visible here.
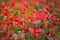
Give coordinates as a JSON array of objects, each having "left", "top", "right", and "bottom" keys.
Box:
[
  {"left": 33, "top": 32, "right": 39, "bottom": 37},
  {"left": 2, "top": 33, "right": 8, "bottom": 40},
  {"left": 2, "top": 8, "right": 8, "bottom": 16},
  {"left": 49, "top": 31, "right": 54, "bottom": 37},
  {"left": 34, "top": 28, "right": 40, "bottom": 33},
  {"left": 57, "top": 18, "right": 60, "bottom": 23},
  {"left": 44, "top": 12, "right": 49, "bottom": 21},
  {"left": 49, "top": 23, "right": 54, "bottom": 28},
  {"left": 10, "top": 30, "right": 14, "bottom": 35},
  {"left": 29, "top": 27, "right": 34, "bottom": 33},
  {"left": 17, "top": 35, "right": 22, "bottom": 40},
  {"left": 44, "top": 5, "right": 50, "bottom": 11},
  {"left": 28, "top": 16, "right": 33, "bottom": 24},
  {"left": 51, "top": 14, "right": 57, "bottom": 21},
  {"left": 0, "top": 22, "right": 4, "bottom": 27},
  {"left": 20, "top": 1, "right": 29, "bottom": 10},
  {"left": 33, "top": 28, "right": 40, "bottom": 37},
  {"left": 1, "top": 2, "right": 6, "bottom": 10},
  {"left": 37, "top": 13, "right": 43, "bottom": 20},
  {"left": 7, "top": 24, "right": 12, "bottom": 30},
  {"left": 10, "top": 37, "right": 15, "bottom": 40},
  {"left": 10, "top": 2, "right": 15, "bottom": 8},
  {"left": 23, "top": 24, "right": 28, "bottom": 32},
  {"left": 57, "top": 27, "right": 60, "bottom": 32}
]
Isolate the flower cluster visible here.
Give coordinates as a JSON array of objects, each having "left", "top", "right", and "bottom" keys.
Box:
[{"left": 0, "top": 0, "right": 60, "bottom": 40}]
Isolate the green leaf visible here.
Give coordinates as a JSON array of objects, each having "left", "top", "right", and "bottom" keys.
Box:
[
  {"left": 31, "top": 5, "right": 35, "bottom": 10},
  {"left": 24, "top": 18, "right": 28, "bottom": 23},
  {"left": 54, "top": 29, "right": 59, "bottom": 36},
  {"left": 14, "top": 12, "right": 18, "bottom": 16},
  {"left": 40, "top": 36, "right": 48, "bottom": 40},
  {"left": 25, "top": 33, "right": 30, "bottom": 40},
  {"left": 26, "top": 9, "right": 30, "bottom": 15}
]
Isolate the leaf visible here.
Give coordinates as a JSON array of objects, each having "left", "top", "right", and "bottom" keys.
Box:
[
  {"left": 14, "top": 12, "right": 18, "bottom": 16},
  {"left": 25, "top": 33, "right": 30, "bottom": 40},
  {"left": 31, "top": 5, "right": 35, "bottom": 10},
  {"left": 48, "top": 37, "right": 54, "bottom": 40},
  {"left": 24, "top": 18, "right": 28, "bottom": 23},
  {"left": 40, "top": 36, "right": 48, "bottom": 40},
  {"left": 54, "top": 29, "right": 59, "bottom": 36},
  {"left": 26, "top": 9, "right": 30, "bottom": 15}
]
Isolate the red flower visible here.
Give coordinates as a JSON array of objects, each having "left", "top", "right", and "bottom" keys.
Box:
[
  {"left": 7, "top": 24, "right": 12, "bottom": 30},
  {"left": 44, "top": 5, "right": 50, "bottom": 11},
  {"left": 34, "top": 28, "right": 40, "bottom": 33},
  {"left": 9, "top": 14, "right": 14, "bottom": 22},
  {"left": 57, "top": 27, "right": 60, "bottom": 32},
  {"left": 23, "top": 24, "right": 28, "bottom": 32},
  {"left": 17, "top": 35, "right": 22, "bottom": 40},
  {"left": 3, "top": 27, "right": 7, "bottom": 31},
  {"left": 44, "top": 12, "right": 49, "bottom": 21},
  {"left": 4, "top": 16, "right": 10, "bottom": 24},
  {"left": 28, "top": 16, "right": 33, "bottom": 24},
  {"left": 1, "top": 2, "right": 6, "bottom": 10},
  {"left": 57, "top": 18, "right": 60, "bottom": 23},
  {"left": 20, "top": 7, "right": 26, "bottom": 14},
  {"left": 49, "top": 23, "right": 54, "bottom": 28},
  {"left": 51, "top": 14, "right": 57, "bottom": 21},
  {"left": 29, "top": 27, "right": 34, "bottom": 33},
  {"left": 56, "top": 5, "right": 60, "bottom": 9},
  {"left": 19, "top": 19, "right": 23, "bottom": 25},
  {"left": 29, "top": 27, "right": 40, "bottom": 37},
  {"left": 2, "top": 33, "right": 8, "bottom": 40},
  {"left": 30, "top": 10, "right": 36, "bottom": 15},
  {"left": 10, "top": 2, "right": 15, "bottom": 8},
  {"left": 20, "top": 1, "right": 29, "bottom": 10},
  {"left": 34, "top": 0, "right": 40, "bottom": 5},
  {"left": 33, "top": 28, "right": 40, "bottom": 37},
  {"left": 37, "top": 12, "right": 43, "bottom": 20},
  {"left": 0, "top": 22, "right": 4, "bottom": 27},
  {"left": 10, "top": 30, "right": 14, "bottom": 35},
  {"left": 2, "top": 8, "right": 8, "bottom": 16},
  {"left": 49, "top": 31, "right": 54, "bottom": 37},
  {"left": 45, "top": 0, "right": 49, "bottom": 5},
  {"left": 13, "top": 16, "right": 23, "bottom": 25},
  {"left": 13, "top": 16, "right": 20, "bottom": 22},
  {"left": 33, "top": 32, "right": 39, "bottom": 37},
  {"left": 10, "top": 37, "right": 15, "bottom": 40}
]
